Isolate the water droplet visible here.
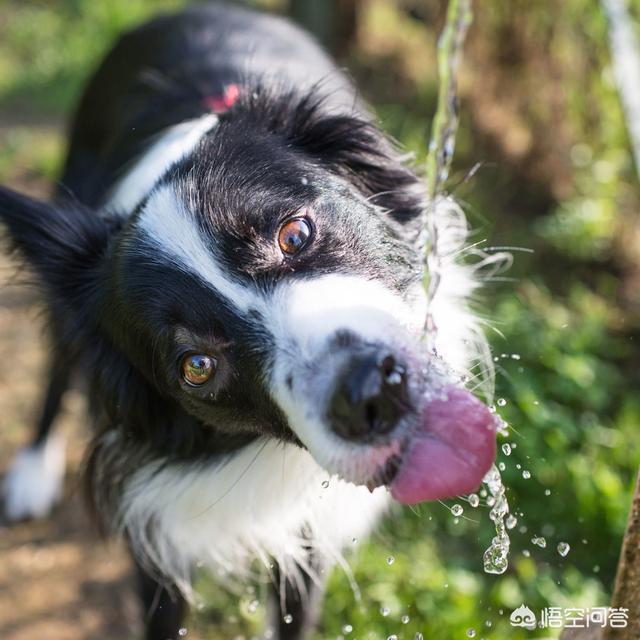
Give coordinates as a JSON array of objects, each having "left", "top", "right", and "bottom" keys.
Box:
[
  {"left": 248, "top": 599, "right": 259, "bottom": 613},
  {"left": 511, "top": 442, "right": 517, "bottom": 449},
  {"left": 594, "top": 565, "right": 600, "bottom": 573},
  {"left": 497, "top": 398, "right": 507, "bottom": 407},
  {"left": 342, "top": 624, "right": 353, "bottom": 634},
  {"left": 387, "top": 555, "right": 395, "bottom": 565},
  {"left": 321, "top": 480, "right": 330, "bottom": 488},
  {"left": 468, "top": 493, "right": 480, "bottom": 508},
  {"left": 511, "top": 354, "right": 521, "bottom": 360},
  {"left": 545, "top": 489, "right": 551, "bottom": 496},
  {"left": 501, "top": 443, "right": 512, "bottom": 456},
  {"left": 467, "top": 629, "right": 476, "bottom": 638},
  {"left": 532, "top": 536, "right": 547, "bottom": 548},
  {"left": 352, "top": 537, "right": 358, "bottom": 544},
  {"left": 178, "top": 629, "right": 188, "bottom": 637},
  {"left": 401, "top": 615, "right": 410, "bottom": 624},
  {"left": 415, "top": 634, "right": 424, "bottom": 640},
  {"left": 557, "top": 542, "right": 571, "bottom": 557},
  {"left": 522, "top": 549, "right": 531, "bottom": 557},
  {"left": 451, "top": 504, "right": 464, "bottom": 517},
  {"left": 388, "top": 636, "right": 398, "bottom": 640},
  {"left": 506, "top": 514, "right": 518, "bottom": 529},
  {"left": 485, "top": 620, "right": 493, "bottom": 627},
  {"left": 498, "top": 461, "right": 506, "bottom": 471},
  {"left": 522, "top": 470, "right": 531, "bottom": 479},
  {"left": 283, "top": 614, "right": 293, "bottom": 624},
  {"left": 380, "top": 606, "right": 390, "bottom": 617}
]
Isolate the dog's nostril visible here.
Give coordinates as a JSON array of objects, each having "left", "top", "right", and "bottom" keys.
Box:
[
  {"left": 380, "top": 354, "right": 396, "bottom": 377},
  {"left": 380, "top": 354, "right": 405, "bottom": 385},
  {"left": 328, "top": 350, "right": 411, "bottom": 442},
  {"left": 364, "top": 401, "right": 379, "bottom": 428}
]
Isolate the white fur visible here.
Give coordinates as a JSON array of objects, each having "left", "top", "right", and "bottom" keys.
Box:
[
  {"left": 137, "top": 187, "right": 257, "bottom": 312},
  {"left": 118, "top": 437, "right": 389, "bottom": 595},
  {"left": 266, "top": 274, "right": 423, "bottom": 483},
  {"left": 428, "top": 197, "right": 510, "bottom": 398},
  {"left": 2, "top": 436, "right": 66, "bottom": 521},
  {"left": 105, "top": 114, "right": 218, "bottom": 214},
  {"left": 271, "top": 274, "right": 425, "bottom": 355}
]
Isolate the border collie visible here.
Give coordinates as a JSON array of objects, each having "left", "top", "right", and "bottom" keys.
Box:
[{"left": 0, "top": 3, "right": 500, "bottom": 639}]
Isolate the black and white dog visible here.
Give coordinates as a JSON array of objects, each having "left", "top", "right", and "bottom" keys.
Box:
[{"left": 0, "top": 3, "right": 499, "bottom": 639}]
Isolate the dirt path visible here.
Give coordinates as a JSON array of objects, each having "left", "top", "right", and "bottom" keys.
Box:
[{"left": 0, "top": 169, "right": 139, "bottom": 639}]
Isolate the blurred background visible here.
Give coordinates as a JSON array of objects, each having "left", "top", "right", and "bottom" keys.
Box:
[{"left": 0, "top": 1, "right": 639, "bottom": 639}]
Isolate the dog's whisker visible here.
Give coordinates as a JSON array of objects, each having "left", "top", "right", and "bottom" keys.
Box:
[{"left": 190, "top": 439, "right": 270, "bottom": 519}]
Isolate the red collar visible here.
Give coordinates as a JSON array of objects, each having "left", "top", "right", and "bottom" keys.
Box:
[{"left": 203, "top": 84, "right": 240, "bottom": 113}]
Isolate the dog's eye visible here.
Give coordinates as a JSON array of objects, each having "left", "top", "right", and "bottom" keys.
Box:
[
  {"left": 181, "top": 353, "right": 216, "bottom": 386},
  {"left": 278, "top": 217, "right": 312, "bottom": 255}
]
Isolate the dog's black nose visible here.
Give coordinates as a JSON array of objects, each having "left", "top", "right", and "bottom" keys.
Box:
[{"left": 328, "top": 350, "right": 411, "bottom": 441}]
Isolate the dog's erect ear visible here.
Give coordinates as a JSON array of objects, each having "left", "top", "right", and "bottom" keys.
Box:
[{"left": 0, "top": 186, "right": 113, "bottom": 310}]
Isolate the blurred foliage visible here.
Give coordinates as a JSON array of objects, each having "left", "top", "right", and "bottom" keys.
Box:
[{"left": 1, "top": 0, "right": 639, "bottom": 639}]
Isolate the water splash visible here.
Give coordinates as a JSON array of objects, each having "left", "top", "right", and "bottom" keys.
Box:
[
  {"left": 482, "top": 464, "right": 511, "bottom": 574},
  {"left": 531, "top": 536, "right": 547, "bottom": 548}
]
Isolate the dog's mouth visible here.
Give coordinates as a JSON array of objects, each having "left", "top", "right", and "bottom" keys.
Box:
[{"left": 364, "top": 385, "right": 498, "bottom": 504}]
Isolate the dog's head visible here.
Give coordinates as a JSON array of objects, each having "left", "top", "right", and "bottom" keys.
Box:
[{"left": 0, "top": 90, "right": 496, "bottom": 504}]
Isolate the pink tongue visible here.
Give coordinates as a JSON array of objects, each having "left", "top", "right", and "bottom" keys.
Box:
[{"left": 390, "top": 386, "right": 497, "bottom": 504}]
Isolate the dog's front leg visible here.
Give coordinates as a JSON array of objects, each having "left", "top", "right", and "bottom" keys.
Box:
[{"left": 269, "top": 555, "right": 329, "bottom": 640}]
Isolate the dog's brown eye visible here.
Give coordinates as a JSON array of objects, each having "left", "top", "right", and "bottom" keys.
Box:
[
  {"left": 278, "top": 217, "right": 312, "bottom": 255},
  {"left": 181, "top": 354, "right": 216, "bottom": 386}
]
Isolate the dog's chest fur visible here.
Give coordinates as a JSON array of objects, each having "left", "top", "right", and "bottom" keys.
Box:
[{"left": 116, "top": 437, "right": 390, "bottom": 592}]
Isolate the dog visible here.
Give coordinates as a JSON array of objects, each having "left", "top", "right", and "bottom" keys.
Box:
[{"left": 0, "top": 3, "right": 499, "bottom": 639}]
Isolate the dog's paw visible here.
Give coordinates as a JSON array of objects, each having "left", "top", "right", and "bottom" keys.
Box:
[{"left": 2, "top": 436, "right": 66, "bottom": 522}]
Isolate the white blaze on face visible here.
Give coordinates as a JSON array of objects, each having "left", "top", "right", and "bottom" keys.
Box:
[
  {"left": 135, "top": 187, "right": 255, "bottom": 312},
  {"left": 266, "top": 274, "right": 425, "bottom": 482}
]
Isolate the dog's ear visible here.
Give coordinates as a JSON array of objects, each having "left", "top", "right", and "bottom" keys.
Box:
[
  {"left": 291, "top": 111, "right": 425, "bottom": 223},
  {"left": 0, "top": 186, "right": 113, "bottom": 311}
]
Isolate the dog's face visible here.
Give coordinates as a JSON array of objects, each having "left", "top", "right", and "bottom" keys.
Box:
[
  {"left": 109, "top": 110, "right": 426, "bottom": 488},
  {"left": 0, "top": 92, "right": 495, "bottom": 503}
]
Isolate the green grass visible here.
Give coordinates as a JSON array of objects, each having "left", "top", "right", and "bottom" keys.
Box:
[{"left": 1, "top": 1, "right": 639, "bottom": 639}]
